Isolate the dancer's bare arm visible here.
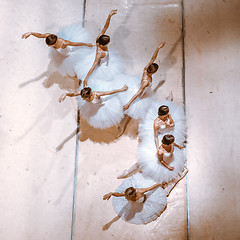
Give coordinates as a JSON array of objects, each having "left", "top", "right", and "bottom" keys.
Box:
[
  {"left": 97, "top": 9, "right": 117, "bottom": 40},
  {"left": 157, "top": 151, "right": 174, "bottom": 171},
  {"left": 123, "top": 81, "right": 148, "bottom": 111},
  {"left": 103, "top": 191, "right": 124, "bottom": 200},
  {"left": 154, "top": 120, "right": 160, "bottom": 149},
  {"left": 22, "top": 32, "right": 50, "bottom": 39},
  {"left": 59, "top": 91, "right": 80, "bottom": 103},
  {"left": 63, "top": 40, "right": 94, "bottom": 48},
  {"left": 168, "top": 114, "right": 175, "bottom": 127},
  {"left": 144, "top": 42, "right": 166, "bottom": 70},
  {"left": 174, "top": 142, "right": 184, "bottom": 150},
  {"left": 96, "top": 85, "right": 128, "bottom": 97},
  {"left": 138, "top": 183, "right": 162, "bottom": 194}
]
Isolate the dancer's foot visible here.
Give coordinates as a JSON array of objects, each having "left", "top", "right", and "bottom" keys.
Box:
[
  {"left": 166, "top": 90, "right": 173, "bottom": 101},
  {"left": 116, "top": 125, "right": 125, "bottom": 138}
]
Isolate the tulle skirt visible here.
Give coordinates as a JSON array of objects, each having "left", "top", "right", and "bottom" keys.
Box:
[
  {"left": 112, "top": 173, "right": 167, "bottom": 224},
  {"left": 118, "top": 76, "right": 155, "bottom": 120},
  {"left": 48, "top": 23, "right": 91, "bottom": 77},
  {"left": 74, "top": 48, "right": 125, "bottom": 83},
  {"left": 137, "top": 140, "right": 186, "bottom": 183},
  {"left": 77, "top": 79, "right": 125, "bottom": 129},
  {"left": 138, "top": 100, "right": 186, "bottom": 144}
]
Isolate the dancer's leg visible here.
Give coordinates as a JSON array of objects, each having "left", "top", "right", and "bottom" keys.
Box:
[{"left": 117, "top": 163, "right": 140, "bottom": 179}]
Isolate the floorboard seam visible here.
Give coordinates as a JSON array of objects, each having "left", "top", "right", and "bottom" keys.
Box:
[
  {"left": 71, "top": 1, "right": 87, "bottom": 239},
  {"left": 180, "top": 0, "right": 190, "bottom": 239}
]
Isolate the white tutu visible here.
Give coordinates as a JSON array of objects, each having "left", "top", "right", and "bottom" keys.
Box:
[
  {"left": 77, "top": 79, "right": 125, "bottom": 129},
  {"left": 48, "top": 23, "right": 91, "bottom": 77},
  {"left": 74, "top": 48, "right": 125, "bottom": 83},
  {"left": 112, "top": 173, "right": 167, "bottom": 224},
  {"left": 138, "top": 100, "right": 186, "bottom": 144},
  {"left": 118, "top": 76, "right": 155, "bottom": 120},
  {"left": 137, "top": 139, "right": 186, "bottom": 183}
]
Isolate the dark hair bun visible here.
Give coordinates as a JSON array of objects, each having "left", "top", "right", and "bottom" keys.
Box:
[
  {"left": 158, "top": 105, "right": 169, "bottom": 116},
  {"left": 147, "top": 63, "right": 159, "bottom": 74},
  {"left": 162, "top": 134, "right": 175, "bottom": 145},
  {"left": 80, "top": 87, "right": 92, "bottom": 99},
  {"left": 96, "top": 35, "right": 110, "bottom": 46},
  {"left": 45, "top": 34, "right": 57, "bottom": 45},
  {"left": 124, "top": 187, "right": 136, "bottom": 197}
]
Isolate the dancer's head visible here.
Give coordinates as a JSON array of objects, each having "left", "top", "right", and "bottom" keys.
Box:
[
  {"left": 46, "top": 34, "right": 58, "bottom": 46},
  {"left": 147, "top": 63, "right": 159, "bottom": 74},
  {"left": 96, "top": 35, "right": 110, "bottom": 46},
  {"left": 158, "top": 105, "right": 169, "bottom": 116},
  {"left": 162, "top": 134, "right": 175, "bottom": 145},
  {"left": 124, "top": 187, "right": 136, "bottom": 200},
  {"left": 80, "top": 87, "right": 92, "bottom": 99}
]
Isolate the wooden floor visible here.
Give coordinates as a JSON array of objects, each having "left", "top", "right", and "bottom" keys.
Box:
[{"left": 0, "top": 0, "right": 240, "bottom": 239}]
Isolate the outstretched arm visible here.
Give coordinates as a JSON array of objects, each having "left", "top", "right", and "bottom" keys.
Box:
[
  {"left": 22, "top": 32, "right": 50, "bottom": 39},
  {"left": 97, "top": 9, "right": 117, "bottom": 39},
  {"left": 154, "top": 120, "right": 160, "bottom": 149},
  {"left": 139, "top": 183, "right": 162, "bottom": 194},
  {"left": 123, "top": 81, "right": 148, "bottom": 111},
  {"left": 96, "top": 85, "right": 128, "bottom": 97},
  {"left": 144, "top": 42, "right": 166, "bottom": 70},
  {"left": 103, "top": 191, "right": 124, "bottom": 200},
  {"left": 83, "top": 53, "right": 101, "bottom": 87},
  {"left": 174, "top": 142, "right": 184, "bottom": 150},
  {"left": 63, "top": 40, "right": 94, "bottom": 48},
  {"left": 59, "top": 91, "right": 80, "bottom": 103}
]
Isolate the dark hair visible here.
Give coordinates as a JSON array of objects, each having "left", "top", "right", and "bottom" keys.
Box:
[
  {"left": 45, "top": 34, "right": 58, "bottom": 45},
  {"left": 158, "top": 105, "right": 169, "bottom": 116},
  {"left": 124, "top": 187, "right": 136, "bottom": 198},
  {"left": 96, "top": 35, "right": 110, "bottom": 46},
  {"left": 80, "top": 87, "right": 92, "bottom": 99},
  {"left": 147, "top": 63, "right": 159, "bottom": 74},
  {"left": 162, "top": 134, "right": 175, "bottom": 145}
]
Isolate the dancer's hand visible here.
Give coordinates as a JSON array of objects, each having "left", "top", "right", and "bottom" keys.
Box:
[
  {"left": 22, "top": 32, "right": 32, "bottom": 39},
  {"left": 83, "top": 80, "right": 88, "bottom": 87},
  {"left": 158, "top": 42, "right": 166, "bottom": 49},
  {"left": 109, "top": 9, "right": 118, "bottom": 16},
  {"left": 123, "top": 103, "right": 130, "bottom": 111},
  {"left": 59, "top": 93, "right": 67, "bottom": 103},
  {"left": 178, "top": 145, "right": 185, "bottom": 150},
  {"left": 87, "top": 43, "right": 94, "bottom": 47},
  {"left": 103, "top": 193, "right": 112, "bottom": 200},
  {"left": 122, "top": 85, "right": 128, "bottom": 91}
]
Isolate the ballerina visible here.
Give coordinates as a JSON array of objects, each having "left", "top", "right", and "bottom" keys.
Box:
[
  {"left": 103, "top": 172, "right": 167, "bottom": 225},
  {"left": 153, "top": 105, "right": 175, "bottom": 149},
  {"left": 22, "top": 24, "right": 94, "bottom": 81},
  {"left": 22, "top": 30, "right": 93, "bottom": 56},
  {"left": 138, "top": 91, "right": 186, "bottom": 146},
  {"left": 81, "top": 9, "right": 119, "bottom": 87},
  {"left": 122, "top": 42, "right": 165, "bottom": 113},
  {"left": 116, "top": 43, "right": 165, "bottom": 136},
  {"left": 118, "top": 134, "right": 185, "bottom": 183},
  {"left": 59, "top": 84, "right": 128, "bottom": 129}
]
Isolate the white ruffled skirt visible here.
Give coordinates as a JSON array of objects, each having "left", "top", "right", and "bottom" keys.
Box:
[
  {"left": 77, "top": 79, "right": 126, "bottom": 129},
  {"left": 74, "top": 48, "right": 125, "bottom": 83},
  {"left": 48, "top": 23, "right": 91, "bottom": 77},
  {"left": 118, "top": 76, "right": 155, "bottom": 120},
  {"left": 138, "top": 100, "right": 186, "bottom": 144},
  {"left": 137, "top": 140, "right": 186, "bottom": 183},
  {"left": 112, "top": 173, "right": 167, "bottom": 224}
]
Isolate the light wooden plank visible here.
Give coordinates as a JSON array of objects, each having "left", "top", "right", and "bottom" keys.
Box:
[
  {"left": 184, "top": 0, "right": 240, "bottom": 239},
  {"left": 0, "top": 1, "right": 84, "bottom": 239},
  {"left": 74, "top": 1, "right": 187, "bottom": 239}
]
